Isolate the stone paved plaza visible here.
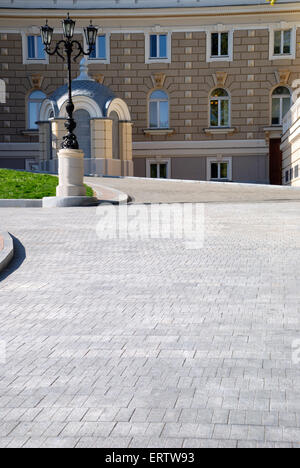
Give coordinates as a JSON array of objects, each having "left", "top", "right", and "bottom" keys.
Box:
[{"left": 0, "top": 201, "right": 299, "bottom": 448}]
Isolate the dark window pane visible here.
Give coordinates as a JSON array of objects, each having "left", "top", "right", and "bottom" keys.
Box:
[
  {"left": 149, "top": 102, "right": 158, "bottom": 128},
  {"left": 283, "top": 97, "right": 291, "bottom": 119},
  {"left": 283, "top": 30, "right": 291, "bottom": 54},
  {"left": 159, "top": 101, "right": 169, "bottom": 128},
  {"left": 273, "top": 86, "right": 290, "bottom": 96},
  {"left": 150, "top": 164, "right": 158, "bottom": 178},
  {"left": 211, "top": 33, "right": 219, "bottom": 56},
  {"left": 212, "top": 88, "right": 228, "bottom": 97},
  {"left": 160, "top": 164, "right": 167, "bottom": 179},
  {"left": 221, "top": 33, "right": 229, "bottom": 56},
  {"left": 272, "top": 98, "right": 280, "bottom": 125},
  {"left": 29, "top": 102, "right": 39, "bottom": 129},
  {"left": 220, "top": 163, "right": 228, "bottom": 179},
  {"left": 211, "top": 163, "right": 218, "bottom": 179},
  {"left": 98, "top": 35, "right": 106, "bottom": 59},
  {"left": 274, "top": 31, "right": 281, "bottom": 55},
  {"left": 285, "top": 171, "right": 289, "bottom": 183},
  {"left": 28, "top": 36, "right": 35, "bottom": 58},
  {"left": 159, "top": 35, "right": 167, "bottom": 58},
  {"left": 221, "top": 100, "right": 229, "bottom": 127},
  {"left": 210, "top": 100, "right": 219, "bottom": 126},
  {"left": 150, "top": 35, "right": 157, "bottom": 58},
  {"left": 37, "top": 36, "right": 45, "bottom": 59}
]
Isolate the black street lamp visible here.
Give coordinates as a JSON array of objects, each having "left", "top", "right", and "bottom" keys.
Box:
[{"left": 41, "top": 14, "right": 98, "bottom": 149}]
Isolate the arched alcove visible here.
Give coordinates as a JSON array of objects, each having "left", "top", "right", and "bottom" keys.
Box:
[
  {"left": 60, "top": 95, "right": 102, "bottom": 119},
  {"left": 107, "top": 98, "right": 131, "bottom": 121}
]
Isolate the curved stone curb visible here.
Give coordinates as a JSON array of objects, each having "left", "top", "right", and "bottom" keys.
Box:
[
  {"left": 0, "top": 199, "right": 42, "bottom": 208},
  {"left": 42, "top": 196, "right": 99, "bottom": 208},
  {"left": 0, "top": 231, "right": 14, "bottom": 273},
  {"left": 84, "top": 179, "right": 129, "bottom": 205}
]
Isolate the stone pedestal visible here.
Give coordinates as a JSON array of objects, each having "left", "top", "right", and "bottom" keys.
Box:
[{"left": 56, "top": 149, "right": 86, "bottom": 197}]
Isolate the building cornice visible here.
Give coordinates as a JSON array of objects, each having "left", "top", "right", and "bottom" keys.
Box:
[{"left": 0, "top": 3, "right": 300, "bottom": 19}]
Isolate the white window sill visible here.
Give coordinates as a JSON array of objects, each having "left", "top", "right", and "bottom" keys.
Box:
[
  {"left": 88, "top": 58, "right": 110, "bottom": 64},
  {"left": 144, "top": 128, "right": 174, "bottom": 136},
  {"left": 23, "top": 58, "right": 49, "bottom": 65},
  {"left": 207, "top": 55, "right": 232, "bottom": 63},
  {"left": 270, "top": 54, "right": 295, "bottom": 61},
  {"left": 145, "top": 57, "right": 171, "bottom": 64},
  {"left": 210, "top": 179, "right": 231, "bottom": 182},
  {"left": 22, "top": 129, "right": 39, "bottom": 136},
  {"left": 204, "top": 127, "right": 235, "bottom": 135}
]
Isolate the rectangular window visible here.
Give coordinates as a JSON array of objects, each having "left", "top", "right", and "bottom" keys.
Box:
[
  {"left": 274, "top": 30, "right": 292, "bottom": 55},
  {"left": 150, "top": 162, "right": 168, "bottom": 179},
  {"left": 147, "top": 159, "right": 171, "bottom": 179},
  {"left": 285, "top": 171, "right": 289, "bottom": 183},
  {"left": 90, "top": 35, "right": 107, "bottom": 60},
  {"left": 27, "top": 36, "right": 45, "bottom": 60},
  {"left": 210, "top": 161, "right": 229, "bottom": 180},
  {"left": 295, "top": 165, "right": 299, "bottom": 179},
  {"left": 149, "top": 94, "right": 169, "bottom": 129},
  {"left": 150, "top": 34, "right": 167, "bottom": 59},
  {"left": 211, "top": 32, "right": 229, "bottom": 57}
]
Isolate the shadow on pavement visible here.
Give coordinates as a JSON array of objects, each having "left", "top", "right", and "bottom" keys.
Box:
[{"left": 0, "top": 235, "right": 26, "bottom": 282}]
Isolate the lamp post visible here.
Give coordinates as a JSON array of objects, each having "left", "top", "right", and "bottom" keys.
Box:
[{"left": 41, "top": 13, "right": 98, "bottom": 149}]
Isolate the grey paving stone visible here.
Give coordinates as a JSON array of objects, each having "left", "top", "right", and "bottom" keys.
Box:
[{"left": 0, "top": 201, "right": 299, "bottom": 448}]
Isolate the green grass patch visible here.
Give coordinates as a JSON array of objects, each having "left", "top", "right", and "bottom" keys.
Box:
[{"left": 0, "top": 169, "right": 93, "bottom": 199}]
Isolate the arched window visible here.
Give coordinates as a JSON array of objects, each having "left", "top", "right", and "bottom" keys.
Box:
[
  {"left": 0, "top": 79, "right": 5, "bottom": 104},
  {"left": 272, "top": 86, "right": 291, "bottom": 126},
  {"left": 149, "top": 90, "right": 169, "bottom": 128},
  {"left": 28, "top": 90, "right": 46, "bottom": 129},
  {"left": 210, "top": 88, "right": 230, "bottom": 127}
]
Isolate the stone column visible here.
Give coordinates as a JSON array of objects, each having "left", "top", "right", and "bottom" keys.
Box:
[
  {"left": 38, "top": 121, "right": 51, "bottom": 168},
  {"left": 91, "top": 119, "right": 113, "bottom": 160},
  {"left": 91, "top": 118, "right": 113, "bottom": 175},
  {"left": 51, "top": 119, "right": 66, "bottom": 160},
  {"left": 56, "top": 149, "right": 86, "bottom": 197},
  {"left": 119, "top": 121, "right": 134, "bottom": 176}
]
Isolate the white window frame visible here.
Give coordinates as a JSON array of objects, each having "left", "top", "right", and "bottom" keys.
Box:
[
  {"left": 206, "top": 30, "right": 233, "bottom": 63},
  {"left": 22, "top": 32, "right": 49, "bottom": 65},
  {"left": 207, "top": 157, "right": 232, "bottom": 182},
  {"left": 85, "top": 32, "right": 110, "bottom": 64},
  {"left": 209, "top": 89, "right": 231, "bottom": 128},
  {"left": 27, "top": 90, "right": 46, "bottom": 130},
  {"left": 146, "top": 159, "right": 171, "bottom": 179},
  {"left": 269, "top": 26, "right": 296, "bottom": 61},
  {"left": 145, "top": 32, "right": 171, "bottom": 64},
  {"left": 148, "top": 90, "right": 170, "bottom": 129},
  {"left": 271, "top": 87, "right": 292, "bottom": 126}
]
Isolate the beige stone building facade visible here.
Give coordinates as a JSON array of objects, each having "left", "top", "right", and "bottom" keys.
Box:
[
  {"left": 0, "top": 0, "right": 300, "bottom": 184},
  {"left": 281, "top": 95, "right": 300, "bottom": 187}
]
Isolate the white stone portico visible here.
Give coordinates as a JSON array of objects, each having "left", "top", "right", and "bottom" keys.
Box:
[{"left": 38, "top": 59, "right": 133, "bottom": 178}]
